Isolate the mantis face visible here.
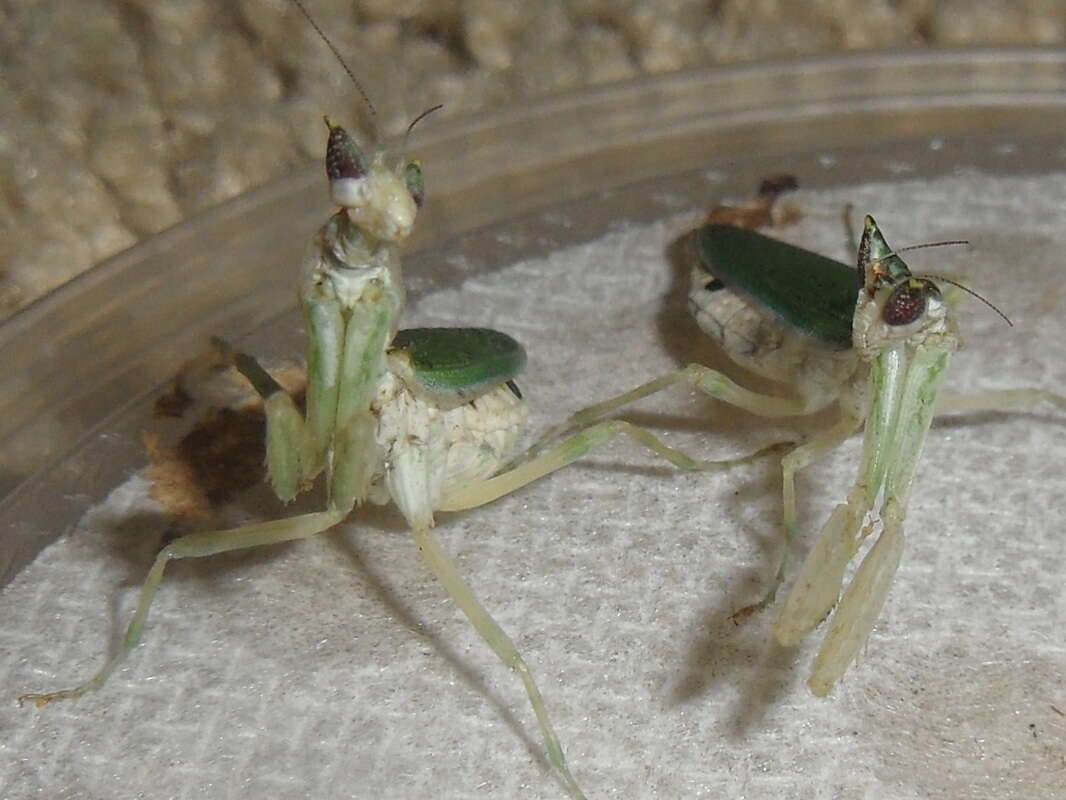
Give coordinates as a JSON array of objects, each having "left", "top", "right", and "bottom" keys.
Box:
[
  {"left": 853, "top": 215, "right": 959, "bottom": 359},
  {"left": 325, "top": 119, "right": 421, "bottom": 244}
]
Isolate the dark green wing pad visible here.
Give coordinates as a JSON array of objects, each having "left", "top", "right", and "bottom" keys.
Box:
[
  {"left": 696, "top": 223, "right": 858, "bottom": 350},
  {"left": 389, "top": 327, "right": 527, "bottom": 406}
]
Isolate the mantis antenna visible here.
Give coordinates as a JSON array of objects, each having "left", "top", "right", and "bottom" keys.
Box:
[
  {"left": 289, "top": 0, "right": 379, "bottom": 142},
  {"left": 404, "top": 104, "right": 444, "bottom": 149},
  {"left": 916, "top": 273, "right": 1014, "bottom": 327},
  {"left": 887, "top": 240, "right": 1014, "bottom": 327}
]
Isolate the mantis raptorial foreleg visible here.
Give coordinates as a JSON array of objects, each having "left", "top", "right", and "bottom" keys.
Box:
[
  {"left": 773, "top": 497, "right": 866, "bottom": 647},
  {"left": 784, "top": 386, "right": 1066, "bottom": 694},
  {"left": 773, "top": 482, "right": 903, "bottom": 698},
  {"left": 215, "top": 284, "right": 356, "bottom": 504},
  {"left": 219, "top": 309, "right": 393, "bottom": 519},
  {"left": 771, "top": 387, "right": 1066, "bottom": 689},
  {"left": 807, "top": 512, "right": 904, "bottom": 696},
  {"left": 18, "top": 508, "right": 346, "bottom": 708},
  {"left": 776, "top": 342, "right": 953, "bottom": 694},
  {"left": 298, "top": 285, "right": 347, "bottom": 485},
  {"left": 215, "top": 338, "right": 314, "bottom": 504}
]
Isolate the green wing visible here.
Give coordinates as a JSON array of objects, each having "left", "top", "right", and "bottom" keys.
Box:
[
  {"left": 696, "top": 224, "right": 857, "bottom": 350},
  {"left": 390, "top": 327, "right": 526, "bottom": 404}
]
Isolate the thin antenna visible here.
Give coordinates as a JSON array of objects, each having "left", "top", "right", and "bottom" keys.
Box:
[
  {"left": 918, "top": 274, "right": 1014, "bottom": 327},
  {"left": 895, "top": 239, "right": 969, "bottom": 254},
  {"left": 883, "top": 237, "right": 1012, "bottom": 326},
  {"left": 404, "top": 104, "right": 443, "bottom": 148},
  {"left": 289, "top": 0, "right": 379, "bottom": 139}
]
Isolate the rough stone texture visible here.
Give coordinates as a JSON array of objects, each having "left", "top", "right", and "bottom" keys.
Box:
[{"left": 1, "top": 0, "right": 1063, "bottom": 317}]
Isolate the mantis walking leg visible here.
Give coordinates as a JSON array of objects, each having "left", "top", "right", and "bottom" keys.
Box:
[
  {"left": 441, "top": 418, "right": 789, "bottom": 512},
  {"left": 412, "top": 523, "right": 587, "bottom": 800},
  {"left": 19, "top": 509, "right": 346, "bottom": 707},
  {"left": 732, "top": 412, "right": 865, "bottom": 621},
  {"left": 521, "top": 363, "right": 808, "bottom": 464},
  {"left": 386, "top": 410, "right": 595, "bottom": 798},
  {"left": 497, "top": 363, "right": 813, "bottom": 616}
]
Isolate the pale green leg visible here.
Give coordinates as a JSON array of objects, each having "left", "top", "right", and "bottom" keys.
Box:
[
  {"left": 299, "top": 287, "right": 346, "bottom": 482},
  {"left": 472, "top": 365, "right": 806, "bottom": 629},
  {"left": 807, "top": 509, "right": 904, "bottom": 696},
  {"left": 412, "top": 524, "right": 588, "bottom": 800},
  {"left": 388, "top": 434, "right": 590, "bottom": 799},
  {"left": 773, "top": 480, "right": 899, "bottom": 694},
  {"left": 797, "top": 384, "right": 1066, "bottom": 695},
  {"left": 214, "top": 337, "right": 314, "bottom": 504},
  {"left": 773, "top": 491, "right": 866, "bottom": 647},
  {"left": 328, "top": 299, "right": 395, "bottom": 513},
  {"left": 733, "top": 412, "right": 863, "bottom": 621},
  {"left": 487, "top": 364, "right": 808, "bottom": 617},
  {"left": 428, "top": 421, "right": 787, "bottom": 800},
  {"left": 19, "top": 509, "right": 346, "bottom": 707},
  {"left": 797, "top": 346, "right": 952, "bottom": 695},
  {"left": 517, "top": 363, "right": 807, "bottom": 466},
  {"left": 440, "top": 418, "right": 790, "bottom": 512},
  {"left": 214, "top": 285, "right": 350, "bottom": 503},
  {"left": 215, "top": 338, "right": 309, "bottom": 503}
]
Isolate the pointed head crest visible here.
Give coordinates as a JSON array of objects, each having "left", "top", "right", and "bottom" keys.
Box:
[
  {"left": 858, "top": 215, "right": 912, "bottom": 295},
  {"left": 852, "top": 215, "right": 959, "bottom": 357}
]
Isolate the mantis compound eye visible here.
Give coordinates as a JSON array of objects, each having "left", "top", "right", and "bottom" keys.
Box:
[
  {"left": 324, "top": 118, "right": 374, "bottom": 211},
  {"left": 882, "top": 279, "right": 939, "bottom": 326},
  {"left": 325, "top": 119, "right": 366, "bottom": 182},
  {"left": 404, "top": 160, "right": 425, "bottom": 208}
]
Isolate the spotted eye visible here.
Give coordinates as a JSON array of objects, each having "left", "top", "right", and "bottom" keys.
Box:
[
  {"left": 325, "top": 121, "right": 366, "bottom": 182},
  {"left": 404, "top": 160, "right": 424, "bottom": 208},
  {"left": 883, "top": 279, "right": 938, "bottom": 326}
]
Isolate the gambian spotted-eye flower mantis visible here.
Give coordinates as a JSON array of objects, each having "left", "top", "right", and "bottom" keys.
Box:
[{"left": 530, "top": 210, "right": 1066, "bottom": 697}]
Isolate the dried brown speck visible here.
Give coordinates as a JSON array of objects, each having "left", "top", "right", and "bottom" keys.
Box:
[
  {"left": 707, "top": 175, "right": 802, "bottom": 230},
  {"left": 153, "top": 379, "right": 194, "bottom": 419}
]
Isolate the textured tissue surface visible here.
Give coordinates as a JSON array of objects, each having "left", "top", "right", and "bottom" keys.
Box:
[{"left": 3, "top": 175, "right": 1066, "bottom": 799}]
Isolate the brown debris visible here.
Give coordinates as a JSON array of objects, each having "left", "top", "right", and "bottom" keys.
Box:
[
  {"left": 707, "top": 174, "right": 802, "bottom": 230},
  {"left": 153, "top": 379, "right": 194, "bottom": 419},
  {"left": 144, "top": 361, "right": 307, "bottom": 524}
]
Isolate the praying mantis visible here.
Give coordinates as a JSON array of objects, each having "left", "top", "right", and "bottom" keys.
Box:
[{"left": 529, "top": 207, "right": 1066, "bottom": 697}]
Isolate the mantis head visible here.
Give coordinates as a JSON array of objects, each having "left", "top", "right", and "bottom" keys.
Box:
[
  {"left": 853, "top": 215, "right": 959, "bottom": 358},
  {"left": 325, "top": 118, "right": 423, "bottom": 244}
]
